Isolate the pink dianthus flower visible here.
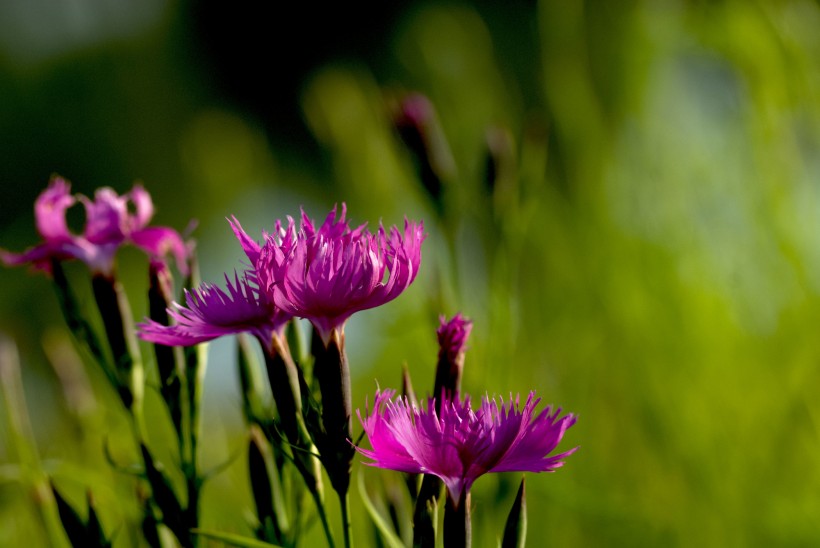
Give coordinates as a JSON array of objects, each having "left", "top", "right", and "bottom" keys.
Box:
[
  {"left": 356, "top": 389, "right": 577, "bottom": 504},
  {"left": 232, "top": 204, "right": 425, "bottom": 344},
  {"left": 1, "top": 176, "right": 189, "bottom": 275}
]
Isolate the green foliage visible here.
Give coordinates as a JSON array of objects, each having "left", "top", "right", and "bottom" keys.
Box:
[
  {"left": 501, "top": 478, "right": 526, "bottom": 548},
  {"left": 3, "top": 0, "right": 820, "bottom": 546}
]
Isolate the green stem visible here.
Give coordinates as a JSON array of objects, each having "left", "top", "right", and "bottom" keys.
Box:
[
  {"left": 264, "top": 335, "right": 332, "bottom": 544},
  {"left": 412, "top": 475, "right": 440, "bottom": 548},
  {"left": 311, "top": 329, "right": 355, "bottom": 547},
  {"left": 312, "top": 488, "right": 336, "bottom": 548},
  {"left": 91, "top": 273, "right": 144, "bottom": 413},
  {"left": 311, "top": 329, "right": 354, "bottom": 496},
  {"left": 264, "top": 337, "right": 309, "bottom": 455},
  {"left": 130, "top": 405, "right": 148, "bottom": 443},
  {"left": 148, "top": 262, "right": 185, "bottom": 442},
  {"left": 340, "top": 490, "right": 352, "bottom": 548},
  {"left": 443, "top": 491, "right": 471, "bottom": 548},
  {"left": 183, "top": 343, "right": 206, "bottom": 544},
  {"left": 185, "top": 472, "right": 200, "bottom": 548}
]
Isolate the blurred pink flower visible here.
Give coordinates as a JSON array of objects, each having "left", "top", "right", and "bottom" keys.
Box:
[
  {"left": 1, "top": 176, "right": 190, "bottom": 275},
  {"left": 234, "top": 205, "right": 425, "bottom": 344},
  {"left": 138, "top": 272, "right": 290, "bottom": 353},
  {"left": 356, "top": 389, "right": 577, "bottom": 503},
  {"left": 433, "top": 313, "right": 473, "bottom": 407},
  {"left": 437, "top": 313, "right": 472, "bottom": 366}
]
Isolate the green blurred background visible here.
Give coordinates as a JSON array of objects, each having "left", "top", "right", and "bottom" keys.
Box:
[{"left": 3, "top": 0, "right": 820, "bottom": 545}]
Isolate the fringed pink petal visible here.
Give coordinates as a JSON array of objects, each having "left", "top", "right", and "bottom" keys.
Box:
[
  {"left": 129, "top": 184, "right": 155, "bottom": 229},
  {"left": 137, "top": 272, "right": 290, "bottom": 349},
  {"left": 355, "top": 389, "right": 576, "bottom": 503},
  {"left": 228, "top": 215, "right": 262, "bottom": 266},
  {"left": 248, "top": 204, "right": 425, "bottom": 336},
  {"left": 80, "top": 188, "right": 128, "bottom": 245},
  {"left": 131, "top": 227, "right": 191, "bottom": 276},
  {"left": 34, "top": 177, "right": 76, "bottom": 241}
]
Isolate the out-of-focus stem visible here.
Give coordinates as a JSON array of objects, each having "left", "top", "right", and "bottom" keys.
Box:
[
  {"left": 0, "top": 334, "right": 70, "bottom": 548},
  {"left": 50, "top": 261, "right": 112, "bottom": 387},
  {"left": 148, "top": 261, "right": 184, "bottom": 443},
  {"left": 314, "top": 494, "right": 336, "bottom": 548},
  {"left": 91, "top": 273, "right": 145, "bottom": 438},
  {"left": 182, "top": 342, "right": 206, "bottom": 541}
]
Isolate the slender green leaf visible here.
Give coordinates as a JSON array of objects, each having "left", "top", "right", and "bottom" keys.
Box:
[
  {"left": 51, "top": 483, "right": 87, "bottom": 546},
  {"left": 501, "top": 477, "right": 526, "bottom": 548},
  {"left": 248, "top": 425, "right": 289, "bottom": 541},
  {"left": 357, "top": 471, "right": 406, "bottom": 548},
  {"left": 86, "top": 491, "right": 111, "bottom": 547}
]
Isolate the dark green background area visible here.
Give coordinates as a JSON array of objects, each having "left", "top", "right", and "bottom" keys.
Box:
[{"left": 3, "top": 1, "right": 820, "bottom": 545}]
